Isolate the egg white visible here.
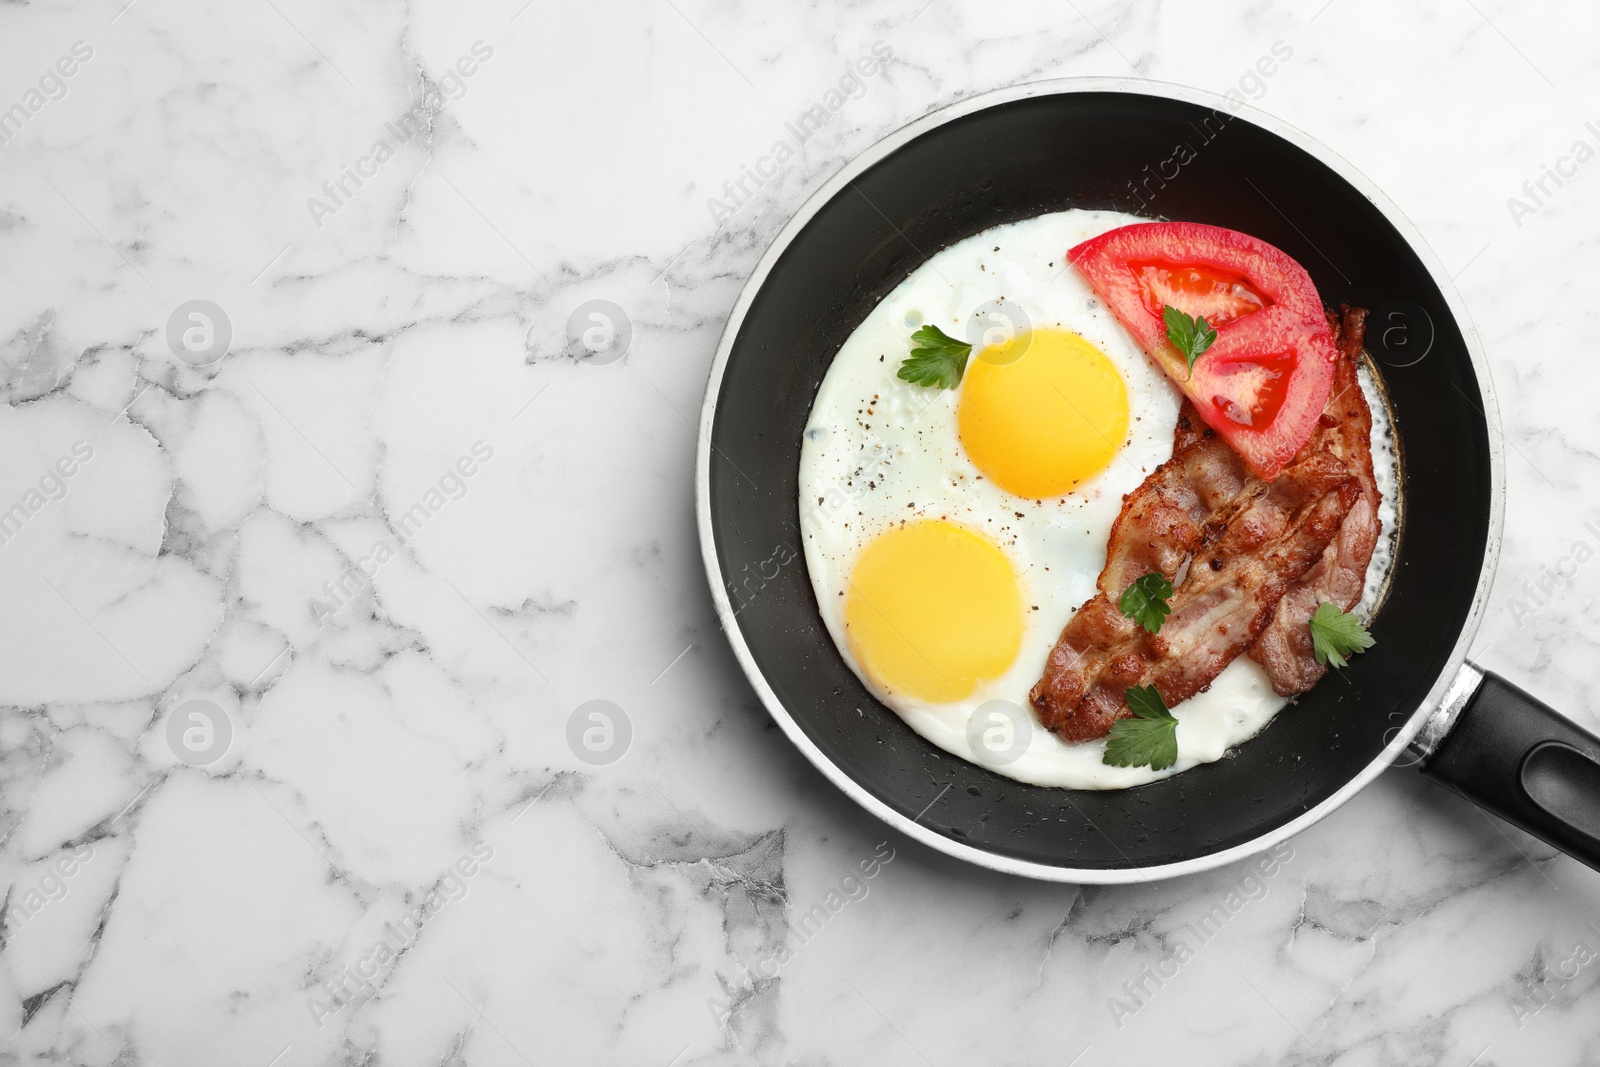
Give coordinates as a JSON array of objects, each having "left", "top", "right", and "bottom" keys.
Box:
[{"left": 798, "top": 208, "right": 1399, "bottom": 789}]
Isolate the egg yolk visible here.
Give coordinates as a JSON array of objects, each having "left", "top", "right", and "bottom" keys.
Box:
[
  {"left": 958, "top": 328, "right": 1130, "bottom": 498},
  {"left": 844, "top": 519, "right": 1023, "bottom": 703}
]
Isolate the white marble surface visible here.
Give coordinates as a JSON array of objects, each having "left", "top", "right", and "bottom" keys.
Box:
[{"left": 3, "top": 0, "right": 1600, "bottom": 1063}]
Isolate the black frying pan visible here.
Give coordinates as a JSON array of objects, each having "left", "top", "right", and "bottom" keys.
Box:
[{"left": 695, "top": 79, "right": 1600, "bottom": 882}]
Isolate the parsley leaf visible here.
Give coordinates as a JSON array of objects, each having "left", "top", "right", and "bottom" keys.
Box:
[
  {"left": 1163, "top": 305, "right": 1217, "bottom": 378},
  {"left": 897, "top": 325, "right": 973, "bottom": 389},
  {"left": 1125, "top": 685, "right": 1173, "bottom": 721},
  {"left": 1118, "top": 571, "right": 1174, "bottom": 634},
  {"left": 1102, "top": 685, "right": 1179, "bottom": 770},
  {"left": 1308, "top": 602, "right": 1375, "bottom": 668}
]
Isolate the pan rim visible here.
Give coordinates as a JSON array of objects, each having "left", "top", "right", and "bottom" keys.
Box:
[{"left": 694, "top": 76, "right": 1506, "bottom": 884}]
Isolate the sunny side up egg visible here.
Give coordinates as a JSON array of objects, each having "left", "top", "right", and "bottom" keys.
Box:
[{"left": 799, "top": 208, "right": 1399, "bottom": 790}]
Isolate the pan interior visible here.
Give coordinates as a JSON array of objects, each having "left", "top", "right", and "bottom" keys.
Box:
[{"left": 706, "top": 90, "right": 1492, "bottom": 872}]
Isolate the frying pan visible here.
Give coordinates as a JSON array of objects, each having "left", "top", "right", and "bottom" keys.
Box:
[{"left": 695, "top": 78, "right": 1600, "bottom": 882}]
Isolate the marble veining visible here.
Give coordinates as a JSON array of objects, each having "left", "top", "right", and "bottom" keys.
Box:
[{"left": 2, "top": 0, "right": 1600, "bottom": 1064}]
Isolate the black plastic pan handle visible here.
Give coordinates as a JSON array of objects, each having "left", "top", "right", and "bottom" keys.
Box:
[{"left": 1419, "top": 665, "right": 1600, "bottom": 871}]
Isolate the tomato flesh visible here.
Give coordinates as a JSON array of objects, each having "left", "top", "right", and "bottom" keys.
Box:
[
  {"left": 1135, "top": 263, "right": 1268, "bottom": 327},
  {"left": 1208, "top": 349, "right": 1293, "bottom": 429},
  {"left": 1069, "top": 222, "right": 1335, "bottom": 479}
]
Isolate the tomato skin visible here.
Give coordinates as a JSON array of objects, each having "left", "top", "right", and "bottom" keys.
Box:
[{"left": 1069, "top": 222, "right": 1336, "bottom": 480}]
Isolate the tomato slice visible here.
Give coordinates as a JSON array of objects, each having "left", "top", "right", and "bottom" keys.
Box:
[{"left": 1069, "top": 222, "right": 1336, "bottom": 480}]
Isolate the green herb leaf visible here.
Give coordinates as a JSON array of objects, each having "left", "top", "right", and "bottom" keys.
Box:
[
  {"left": 1308, "top": 602, "right": 1375, "bottom": 669},
  {"left": 1118, "top": 571, "right": 1174, "bottom": 634},
  {"left": 1102, "top": 685, "right": 1179, "bottom": 770},
  {"left": 1124, "top": 685, "right": 1174, "bottom": 721},
  {"left": 897, "top": 324, "right": 973, "bottom": 390},
  {"left": 1163, "top": 305, "right": 1217, "bottom": 378}
]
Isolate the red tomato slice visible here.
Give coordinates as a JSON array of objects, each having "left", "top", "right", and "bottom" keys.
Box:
[{"left": 1069, "top": 222, "right": 1336, "bottom": 480}]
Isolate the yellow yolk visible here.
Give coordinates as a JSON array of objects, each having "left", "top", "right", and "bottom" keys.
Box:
[
  {"left": 843, "top": 519, "right": 1023, "bottom": 702},
  {"left": 958, "top": 328, "right": 1130, "bottom": 498}
]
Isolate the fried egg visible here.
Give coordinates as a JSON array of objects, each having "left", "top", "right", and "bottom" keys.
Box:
[{"left": 798, "top": 208, "right": 1400, "bottom": 789}]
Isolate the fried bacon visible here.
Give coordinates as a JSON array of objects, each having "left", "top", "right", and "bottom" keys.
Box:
[
  {"left": 1030, "top": 451, "right": 1358, "bottom": 740},
  {"left": 1097, "top": 430, "right": 1251, "bottom": 599},
  {"left": 1029, "top": 305, "right": 1381, "bottom": 741},
  {"left": 1248, "top": 307, "right": 1380, "bottom": 695}
]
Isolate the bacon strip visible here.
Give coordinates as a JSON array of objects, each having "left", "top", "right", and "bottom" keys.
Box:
[
  {"left": 1097, "top": 429, "right": 1251, "bottom": 599},
  {"left": 1248, "top": 307, "right": 1380, "bottom": 694},
  {"left": 1030, "top": 452, "right": 1357, "bottom": 740},
  {"left": 1028, "top": 305, "right": 1381, "bottom": 741},
  {"left": 1023, "top": 423, "right": 1257, "bottom": 741}
]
